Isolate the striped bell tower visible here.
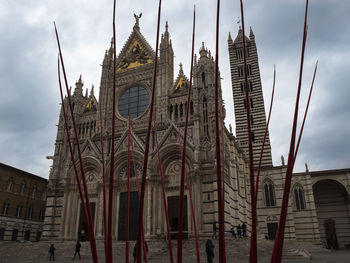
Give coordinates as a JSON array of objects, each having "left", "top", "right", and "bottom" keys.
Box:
[{"left": 228, "top": 26, "right": 273, "bottom": 168}]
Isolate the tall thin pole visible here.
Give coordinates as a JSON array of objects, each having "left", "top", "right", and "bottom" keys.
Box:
[
  {"left": 98, "top": 83, "right": 108, "bottom": 263},
  {"left": 271, "top": 1, "right": 309, "bottom": 262},
  {"left": 153, "top": 118, "right": 174, "bottom": 263},
  {"left": 239, "top": 1, "right": 257, "bottom": 262},
  {"left": 294, "top": 61, "right": 318, "bottom": 161},
  {"left": 177, "top": 5, "right": 196, "bottom": 263},
  {"left": 254, "top": 65, "right": 276, "bottom": 202},
  {"left": 136, "top": 1, "right": 162, "bottom": 262},
  {"left": 107, "top": 0, "right": 117, "bottom": 261},
  {"left": 54, "top": 25, "right": 98, "bottom": 263},
  {"left": 214, "top": 1, "right": 226, "bottom": 262}
]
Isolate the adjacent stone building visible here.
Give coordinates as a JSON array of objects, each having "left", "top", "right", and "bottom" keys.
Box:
[
  {"left": 43, "top": 18, "right": 350, "bottom": 249},
  {"left": 0, "top": 162, "right": 48, "bottom": 241}
]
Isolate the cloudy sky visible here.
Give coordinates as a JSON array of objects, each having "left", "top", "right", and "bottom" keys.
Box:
[{"left": 0, "top": 0, "right": 349, "bottom": 178}]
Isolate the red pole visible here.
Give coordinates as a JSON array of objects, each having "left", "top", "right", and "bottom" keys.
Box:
[
  {"left": 57, "top": 58, "right": 92, "bottom": 258},
  {"left": 214, "top": 1, "right": 226, "bottom": 262},
  {"left": 254, "top": 65, "right": 276, "bottom": 202},
  {"left": 177, "top": 5, "right": 197, "bottom": 263},
  {"left": 239, "top": 1, "right": 257, "bottom": 262},
  {"left": 126, "top": 94, "right": 132, "bottom": 263},
  {"left": 54, "top": 25, "right": 98, "bottom": 263},
  {"left": 153, "top": 119, "right": 175, "bottom": 263},
  {"left": 294, "top": 61, "right": 318, "bottom": 161},
  {"left": 107, "top": 0, "right": 117, "bottom": 261},
  {"left": 136, "top": 1, "right": 162, "bottom": 262},
  {"left": 271, "top": 1, "right": 309, "bottom": 262},
  {"left": 130, "top": 135, "right": 149, "bottom": 263},
  {"left": 98, "top": 80, "right": 108, "bottom": 263}
]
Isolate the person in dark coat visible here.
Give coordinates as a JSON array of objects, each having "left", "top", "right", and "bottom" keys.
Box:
[
  {"left": 133, "top": 242, "right": 148, "bottom": 263},
  {"left": 242, "top": 222, "right": 247, "bottom": 238},
  {"left": 49, "top": 244, "right": 55, "bottom": 261},
  {"left": 237, "top": 224, "right": 242, "bottom": 238},
  {"left": 212, "top": 222, "right": 218, "bottom": 240},
  {"left": 205, "top": 239, "right": 214, "bottom": 263},
  {"left": 231, "top": 226, "right": 237, "bottom": 239},
  {"left": 133, "top": 244, "right": 137, "bottom": 263},
  {"left": 73, "top": 241, "right": 81, "bottom": 260}
]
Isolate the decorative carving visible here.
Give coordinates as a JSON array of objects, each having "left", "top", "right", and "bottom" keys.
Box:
[
  {"left": 117, "top": 40, "right": 152, "bottom": 71},
  {"left": 266, "top": 215, "right": 277, "bottom": 222}
]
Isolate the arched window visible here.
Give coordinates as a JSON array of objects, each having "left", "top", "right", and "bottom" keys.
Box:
[
  {"left": 31, "top": 185, "right": 37, "bottom": 199},
  {"left": 6, "top": 177, "right": 14, "bottom": 191},
  {"left": 20, "top": 181, "right": 26, "bottom": 195},
  {"left": 180, "top": 103, "right": 183, "bottom": 117},
  {"left": 263, "top": 180, "right": 276, "bottom": 207},
  {"left": 294, "top": 184, "right": 306, "bottom": 210},
  {"left": 202, "top": 72, "right": 206, "bottom": 87},
  {"left": 175, "top": 104, "right": 178, "bottom": 120},
  {"left": 169, "top": 104, "right": 173, "bottom": 119},
  {"left": 190, "top": 101, "right": 194, "bottom": 115},
  {"left": 203, "top": 97, "right": 209, "bottom": 136}
]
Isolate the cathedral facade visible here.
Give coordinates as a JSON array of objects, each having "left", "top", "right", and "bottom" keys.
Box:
[{"left": 43, "top": 20, "right": 350, "bottom": 248}]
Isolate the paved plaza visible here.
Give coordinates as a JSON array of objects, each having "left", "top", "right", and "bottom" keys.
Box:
[{"left": 0, "top": 238, "right": 349, "bottom": 263}]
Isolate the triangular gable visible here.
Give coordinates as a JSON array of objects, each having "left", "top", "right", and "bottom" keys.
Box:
[
  {"left": 116, "top": 27, "right": 155, "bottom": 72},
  {"left": 171, "top": 64, "right": 190, "bottom": 95},
  {"left": 115, "top": 129, "right": 145, "bottom": 154},
  {"left": 83, "top": 95, "right": 98, "bottom": 113},
  {"left": 80, "top": 138, "right": 101, "bottom": 158},
  {"left": 155, "top": 123, "right": 195, "bottom": 154}
]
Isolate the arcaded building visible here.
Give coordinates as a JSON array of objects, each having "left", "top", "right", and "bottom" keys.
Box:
[{"left": 43, "top": 18, "right": 350, "bottom": 249}]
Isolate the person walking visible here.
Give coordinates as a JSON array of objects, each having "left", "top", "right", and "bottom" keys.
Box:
[
  {"left": 49, "top": 244, "right": 55, "bottom": 261},
  {"left": 133, "top": 244, "right": 137, "bottom": 263},
  {"left": 205, "top": 239, "right": 215, "bottom": 263},
  {"left": 237, "top": 224, "right": 242, "bottom": 238},
  {"left": 242, "top": 222, "right": 247, "bottom": 238},
  {"left": 212, "top": 222, "right": 218, "bottom": 240},
  {"left": 73, "top": 241, "right": 81, "bottom": 260}
]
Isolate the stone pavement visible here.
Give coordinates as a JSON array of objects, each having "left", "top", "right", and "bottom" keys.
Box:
[{"left": 0, "top": 238, "right": 349, "bottom": 262}]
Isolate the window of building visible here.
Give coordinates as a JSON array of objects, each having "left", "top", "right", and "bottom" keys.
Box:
[
  {"left": 236, "top": 49, "right": 243, "bottom": 59},
  {"left": 16, "top": 205, "right": 23, "bottom": 218},
  {"left": 264, "top": 180, "right": 276, "bottom": 207},
  {"left": 6, "top": 177, "right": 14, "bottom": 191},
  {"left": 251, "top": 132, "right": 255, "bottom": 142},
  {"left": 0, "top": 228, "right": 5, "bottom": 240},
  {"left": 237, "top": 66, "right": 244, "bottom": 78},
  {"left": 118, "top": 86, "right": 150, "bottom": 119},
  {"left": 27, "top": 207, "right": 33, "bottom": 219},
  {"left": 243, "top": 98, "right": 246, "bottom": 109},
  {"left": 175, "top": 104, "right": 178, "bottom": 120},
  {"left": 180, "top": 103, "right": 183, "bottom": 117},
  {"left": 2, "top": 202, "right": 9, "bottom": 216},
  {"left": 20, "top": 181, "right": 26, "bottom": 195},
  {"left": 31, "top": 185, "right": 37, "bottom": 199},
  {"left": 247, "top": 64, "right": 252, "bottom": 76},
  {"left": 202, "top": 72, "right": 206, "bottom": 87},
  {"left": 249, "top": 80, "right": 253, "bottom": 92},
  {"left": 11, "top": 229, "right": 18, "bottom": 241},
  {"left": 250, "top": 98, "right": 254, "bottom": 108},
  {"left": 250, "top": 115, "right": 254, "bottom": 126},
  {"left": 169, "top": 104, "right": 173, "bottom": 119},
  {"left": 203, "top": 97, "right": 209, "bottom": 136},
  {"left": 190, "top": 101, "right": 194, "bottom": 115},
  {"left": 39, "top": 209, "right": 44, "bottom": 221},
  {"left": 294, "top": 184, "right": 306, "bottom": 210}
]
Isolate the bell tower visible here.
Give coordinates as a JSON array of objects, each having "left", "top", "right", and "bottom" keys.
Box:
[{"left": 228, "top": 27, "right": 273, "bottom": 168}]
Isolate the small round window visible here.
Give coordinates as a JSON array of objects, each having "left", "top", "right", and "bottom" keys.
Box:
[{"left": 118, "top": 86, "right": 149, "bottom": 119}]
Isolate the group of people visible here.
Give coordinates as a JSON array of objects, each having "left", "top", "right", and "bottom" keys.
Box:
[
  {"left": 48, "top": 222, "right": 246, "bottom": 262},
  {"left": 230, "top": 223, "right": 247, "bottom": 239},
  {"left": 212, "top": 221, "right": 247, "bottom": 239}
]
